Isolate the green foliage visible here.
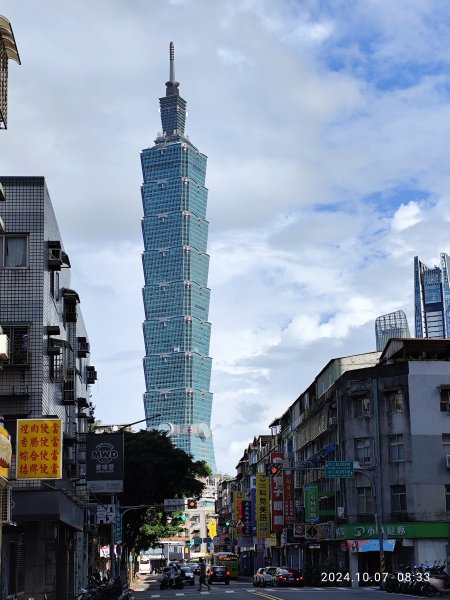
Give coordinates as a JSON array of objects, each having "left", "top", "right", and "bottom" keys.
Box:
[{"left": 121, "top": 429, "right": 210, "bottom": 551}]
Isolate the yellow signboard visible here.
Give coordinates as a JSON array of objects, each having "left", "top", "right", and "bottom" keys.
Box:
[
  {"left": 16, "top": 419, "right": 62, "bottom": 479},
  {"left": 0, "top": 425, "right": 12, "bottom": 479},
  {"left": 256, "top": 472, "right": 270, "bottom": 538}
]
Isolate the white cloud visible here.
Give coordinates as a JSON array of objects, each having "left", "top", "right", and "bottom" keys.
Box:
[
  {"left": 391, "top": 201, "right": 423, "bottom": 231},
  {"left": 2, "top": 0, "right": 450, "bottom": 474}
]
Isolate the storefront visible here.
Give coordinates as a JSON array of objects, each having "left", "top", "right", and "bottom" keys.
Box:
[{"left": 335, "top": 521, "right": 449, "bottom": 584}]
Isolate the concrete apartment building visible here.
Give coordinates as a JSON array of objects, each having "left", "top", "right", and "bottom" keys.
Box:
[
  {"left": 0, "top": 177, "right": 97, "bottom": 600},
  {"left": 227, "top": 339, "right": 450, "bottom": 584}
]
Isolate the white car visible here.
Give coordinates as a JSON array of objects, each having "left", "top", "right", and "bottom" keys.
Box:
[{"left": 253, "top": 566, "right": 277, "bottom": 587}]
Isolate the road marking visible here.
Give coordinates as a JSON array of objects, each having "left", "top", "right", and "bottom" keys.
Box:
[
  {"left": 253, "top": 591, "right": 283, "bottom": 600},
  {"left": 175, "top": 594, "right": 185, "bottom": 597}
]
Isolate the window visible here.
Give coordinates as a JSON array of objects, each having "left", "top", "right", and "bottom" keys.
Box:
[
  {"left": 0, "top": 235, "right": 28, "bottom": 268},
  {"left": 357, "top": 486, "right": 373, "bottom": 514},
  {"left": 354, "top": 437, "right": 371, "bottom": 463},
  {"left": 391, "top": 485, "right": 407, "bottom": 512},
  {"left": 385, "top": 389, "right": 405, "bottom": 413},
  {"left": 440, "top": 387, "right": 450, "bottom": 412},
  {"left": 445, "top": 485, "right": 450, "bottom": 511},
  {"left": 389, "top": 434, "right": 405, "bottom": 462},
  {"left": 1, "top": 325, "right": 29, "bottom": 365},
  {"left": 354, "top": 395, "right": 370, "bottom": 417},
  {"left": 442, "top": 434, "right": 450, "bottom": 456}
]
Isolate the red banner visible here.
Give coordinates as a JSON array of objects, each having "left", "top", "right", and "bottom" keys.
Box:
[
  {"left": 283, "top": 469, "right": 295, "bottom": 525},
  {"left": 270, "top": 451, "right": 285, "bottom": 531}
]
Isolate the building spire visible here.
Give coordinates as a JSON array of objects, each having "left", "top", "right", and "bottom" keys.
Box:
[
  {"left": 170, "top": 41, "right": 175, "bottom": 83},
  {"left": 165, "top": 41, "right": 179, "bottom": 97}
]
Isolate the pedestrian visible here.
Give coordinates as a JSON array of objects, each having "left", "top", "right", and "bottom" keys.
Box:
[{"left": 197, "top": 557, "right": 210, "bottom": 591}]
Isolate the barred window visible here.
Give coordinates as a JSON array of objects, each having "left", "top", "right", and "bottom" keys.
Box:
[{"left": 1, "top": 325, "right": 29, "bottom": 365}]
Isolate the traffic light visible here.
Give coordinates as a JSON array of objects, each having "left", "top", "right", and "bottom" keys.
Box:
[
  {"left": 187, "top": 499, "right": 197, "bottom": 509},
  {"left": 225, "top": 520, "right": 230, "bottom": 527},
  {"left": 266, "top": 462, "right": 282, "bottom": 476}
]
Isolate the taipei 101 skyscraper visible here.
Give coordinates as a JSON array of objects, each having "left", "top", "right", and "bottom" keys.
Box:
[{"left": 140, "top": 43, "right": 216, "bottom": 471}]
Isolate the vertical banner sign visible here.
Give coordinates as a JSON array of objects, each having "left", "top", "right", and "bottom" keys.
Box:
[
  {"left": 234, "top": 490, "right": 243, "bottom": 523},
  {"left": 270, "top": 452, "right": 285, "bottom": 532},
  {"left": 304, "top": 484, "right": 320, "bottom": 524},
  {"left": 16, "top": 419, "right": 62, "bottom": 479},
  {"left": 242, "top": 500, "right": 252, "bottom": 535},
  {"left": 256, "top": 472, "right": 270, "bottom": 538},
  {"left": 283, "top": 470, "right": 295, "bottom": 525},
  {"left": 86, "top": 433, "right": 124, "bottom": 493}
]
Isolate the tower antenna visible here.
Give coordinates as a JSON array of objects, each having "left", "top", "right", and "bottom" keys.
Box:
[{"left": 169, "top": 41, "right": 175, "bottom": 83}]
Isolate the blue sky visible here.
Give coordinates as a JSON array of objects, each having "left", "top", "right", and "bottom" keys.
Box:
[{"left": 1, "top": 0, "right": 450, "bottom": 474}]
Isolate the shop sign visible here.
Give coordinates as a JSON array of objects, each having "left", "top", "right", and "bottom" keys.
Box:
[
  {"left": 270, "top": 452, "right": 285, "bottom": 531},
  {"left": 16, "top": 418, "right": 62, "bottom": 479},
  {"left": 241, "top": 500, "right": 252, "bottom": 535},
  {"left": 256, "top": 473, "right": 270, "bottom": 538},
  {"left": 86, "top": 433, "right": 124, "bottom": 493},
  {"left": 283, "top": 470, "right": 295, "bottom": 525},
  {"left": 308, "top": 543, "right": 321, "bottom": 550},
  {"left": 304, "top": 484, "right": 319, "bottom": 524},
  {"left": 335, "top": 522, "right": 448, "bottom": 540},
  {"left": 347, "top": 539, "right": 396, "bottom": 552},
  {"left": 293, "top": 523, "right": 305, "bottom": 537},
  {"left": 0, "top": 425, "right": 11, "bottom": 479}
]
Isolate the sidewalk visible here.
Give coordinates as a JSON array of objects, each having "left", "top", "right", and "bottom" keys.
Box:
[{"left": 130, "top": 574, "right": 156, "bottom": 592}]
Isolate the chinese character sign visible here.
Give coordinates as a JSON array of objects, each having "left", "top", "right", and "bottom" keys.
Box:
[
  {"left": 283, "top": 469, "right": 295, "bottom": 525},
  {"left": 256, "top": 472, "right": 270, "bottom": 538},
  {"left": 304, "top": 485, "right": 320, "bottom": 524},
  {"left": 234, "top": 490, "right": 243, "bottom": 523},
  {"left": 270, "top": 451, "right": 284, "bottom": 532},
  {"left": 16, "top": 419, "right": 62, "bottom": 479}
]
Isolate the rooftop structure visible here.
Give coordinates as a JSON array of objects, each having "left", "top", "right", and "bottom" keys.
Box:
[{"left": 0, "top": 15, "right": 21, "bottom": 129}]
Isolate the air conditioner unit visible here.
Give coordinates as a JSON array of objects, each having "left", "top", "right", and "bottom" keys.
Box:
[
  {"left": 446, "top": 455, "right": 450, "bottom": 469},
  {"left": 0, "top": 335, "right": 9, "bottom": 361}
]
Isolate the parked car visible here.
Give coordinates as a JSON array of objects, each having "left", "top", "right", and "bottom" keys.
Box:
[
  {"left": 272, "top": 567, "right": 305, "bottom": 587},
  {"left": 188, "top": 562, "right": 200, "bottom": 576},
  {"left": 179, "top": 566, "right": 195, "bottom": 586},
  {"left": 208, "top": 566, "right": 230, "bottom": 585},
  {"left": 253, "top": 567, "right": 277, "bottom": 587}
]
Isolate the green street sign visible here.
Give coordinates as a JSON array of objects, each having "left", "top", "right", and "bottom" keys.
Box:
[{"left": 325, "top": 461, "right": 354, "bottom": 478}]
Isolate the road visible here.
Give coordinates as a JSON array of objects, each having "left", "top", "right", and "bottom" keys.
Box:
[{"left": 130, "top": 577, "right": 392, "bottom": 600}]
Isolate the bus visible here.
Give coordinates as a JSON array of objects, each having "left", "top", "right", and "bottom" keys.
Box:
[{"left": 212, "top": 552, "right": 239, "bottom": 579}]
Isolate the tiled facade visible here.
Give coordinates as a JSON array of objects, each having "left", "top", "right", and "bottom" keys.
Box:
[
  {"left": 0, "top": 176, "right": 96, "bottom": 600},
  {"left": 140, "top": 44, "right": 216, "bottom": 471}
]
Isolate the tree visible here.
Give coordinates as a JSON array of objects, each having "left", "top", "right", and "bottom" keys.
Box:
[{"left": 121, "top": 429, "right": 211, "bottom": 552}]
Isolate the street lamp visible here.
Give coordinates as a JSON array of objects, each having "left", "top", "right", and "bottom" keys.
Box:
[{"left": 117, "top": 413, "right": 161, "bottom": 432}]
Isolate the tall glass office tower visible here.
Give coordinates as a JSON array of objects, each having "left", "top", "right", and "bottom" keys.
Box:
[
  {"left": 140, "top": 43, "right": 216, "bottom": 471},
  {"left": 414, "top": 253, "right": 450, "bottom": 339}
]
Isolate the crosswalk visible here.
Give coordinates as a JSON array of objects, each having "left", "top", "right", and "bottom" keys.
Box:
[{"left": 135, "top": 586, "right": 381, "bottom": 597}]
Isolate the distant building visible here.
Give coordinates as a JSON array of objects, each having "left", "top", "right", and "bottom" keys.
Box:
[
  {"left": 375, "top": 309, "right": 410, "bottom": 351},
  {"left": 414, "top": 253, "right": 450, "bottom": 338},
  {"left": 140, "top": 43, "right": 216, "bottom": 471},
  {"left": 0, "top": 177, "right": 97, "bottom": 599},
  {"left": 0, "top": 15, "right": 21, "bottom": 129}
]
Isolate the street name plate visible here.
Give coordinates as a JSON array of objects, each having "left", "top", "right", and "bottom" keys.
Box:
[{"left": 325, "top": 461, "right": 354, "bottom": 478}]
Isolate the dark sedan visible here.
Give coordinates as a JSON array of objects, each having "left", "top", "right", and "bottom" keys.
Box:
[
  {"left": 272, "top": 567, "right": 305, "bottom": 587},
  {"left": 179, "top": 566, "right": 195, "bottom": 585},
  {"left": 208, "top": 566, "right": 230, "bottom": 585}
]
